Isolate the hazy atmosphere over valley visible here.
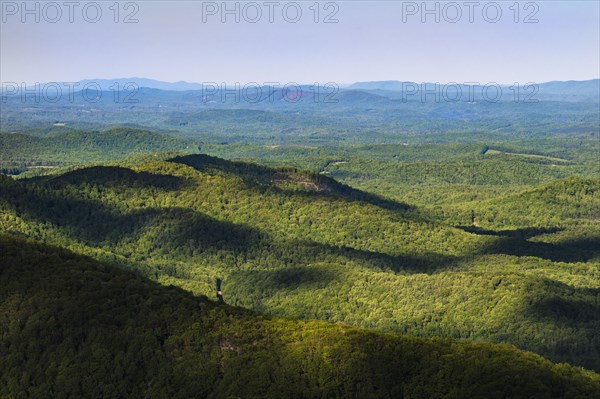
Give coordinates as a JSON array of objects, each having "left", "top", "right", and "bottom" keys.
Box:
[{"left": 1, "top": 1, "right": 599, "bottom": 398}]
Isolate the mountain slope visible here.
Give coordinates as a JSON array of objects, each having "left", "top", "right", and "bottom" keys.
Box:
[
  {"left": 0, "top": 128, "right": 192, "bottom": 173},
  {"left": 479, "top": 176, "right": 600, "bottom": 226},
  {"left": 0, "top": 155, "right": 599, "bottom": 371},
  {"left": 1, "top": 235, "right": 599, "bottom": 399}
]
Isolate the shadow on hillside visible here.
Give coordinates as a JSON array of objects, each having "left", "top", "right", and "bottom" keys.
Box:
[
  {"left": 51, "top": 166, "right": 187, "bottom": 190},
  {"left": 458, "top": 226, "right": 563, "bottom": 239},
  {"left": 459, "top": 226, "right": 598, "bottom": 263},
  {"left": 523, "top": 279, "right": 600, "bottom": 325},
  {"left": 277, "top": 185, "right": 414, "bottom": 213},
  {"left": 23, "top": 166, "right": 186, "bottom": 190},
  {"left": 238, "top": 236, "right": 457, "bottom": 275},
  {"left": 482, "top": 236, "right": 599, "bottom": 263},
  {"left": 295, "top": 239, "right": 456, "bottom": 274},
  {"left": 227, "top": 266, "right": 337, "bottom": 298},
  {"left": 522, "top": 279, "right": 600, "bottom": 371},
  {"left": 0, "top": 181, "right": 259, "bottom": 252},
  {"left": 3, "top": 176, "right": 453, "bottom": 274},
  {"left": 530, "top": 292, "right": 600, "bottom": 325},
  {"left": 171, "top": 154, "right": 274, "bottom": 181},
  {"left": 170, "top": 154, "right": 414, "bottom": 213}
]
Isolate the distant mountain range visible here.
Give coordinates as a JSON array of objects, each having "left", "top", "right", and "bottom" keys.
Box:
[
  {"left": 3, "top": 78, "right": 597, "bottom": 104},
  {"left": 47, "top": 77, "right": 600, "bottom": 106},
  {"left": 347, "top": 80, "right": 408, "bottom": 91},
  {"left": 537, "top": 79, "right": 600, "bottom": 97},
  {"left": 76, "top": 78, "right": 203, "bottom": 91},
  {"left": 348, "top": 79, "right": 600, "bottom": 97},
  {"left": 21, "top": 78, "right": 597, "bottom": 97},
  {"left": 346, "top": 79, "right": 600, "bottom": 93}
]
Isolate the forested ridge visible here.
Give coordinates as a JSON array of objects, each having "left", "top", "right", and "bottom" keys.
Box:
[
  {"left": 1, "top": 235, "right": 599, "bottom": 399},
  {"left": 0, "top": 127, "right": 193, "bottom": 174},
  {"left": 1, "top": 153, "right": 598, "bottom": 375}
]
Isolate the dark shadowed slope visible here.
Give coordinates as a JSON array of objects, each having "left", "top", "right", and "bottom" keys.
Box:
[{"left": 1, "top": 236, "right": 599, "bottom": 399}]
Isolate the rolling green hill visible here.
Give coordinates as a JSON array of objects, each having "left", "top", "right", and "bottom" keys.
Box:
[
  {"left": 0, "top": 127, "right": 193, "bottom": 174},
  {"left": 1, "top": 154, "right": 598, "bottom": 373},
  {"left": 2, "top": 235, "right": 599, "bottom": 399},
  {"left": 202, "top": 140, "right": 599, "bottom": 233}
]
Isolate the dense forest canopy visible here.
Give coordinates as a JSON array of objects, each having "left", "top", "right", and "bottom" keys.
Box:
[
  {"left": 1, "top": 151, "right": 598, "bottom": 374},
  {"left": 1, "top": 83, "right": 598, "bottom": 397},
  {"left": 2, "top": 235, "right": 600, "bottom": 398}
]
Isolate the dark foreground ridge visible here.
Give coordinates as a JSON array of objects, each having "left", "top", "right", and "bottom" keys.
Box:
[{"left": 1, "top": 235, "right": 599, "bottom": 398}]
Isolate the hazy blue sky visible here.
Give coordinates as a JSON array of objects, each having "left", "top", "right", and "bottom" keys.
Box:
[{"left": 1, "top": 1, "right": 599, "bottom": 84}]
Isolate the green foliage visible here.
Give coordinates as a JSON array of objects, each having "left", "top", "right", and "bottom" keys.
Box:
[
  {"left": 205, "top": 139, "right": 599, "bottom": 229},
  {"left": 0, "top": 127, "right": 194, "bottom": 174},
  {"left": 2, "top": 85, "right": 598, "bottom": 397},
  {"left": 1, "top": 154, "right": 598, "bottom": 372},
  {"left": 2, "top": 236, "right": 599, "bottom": 398}
]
